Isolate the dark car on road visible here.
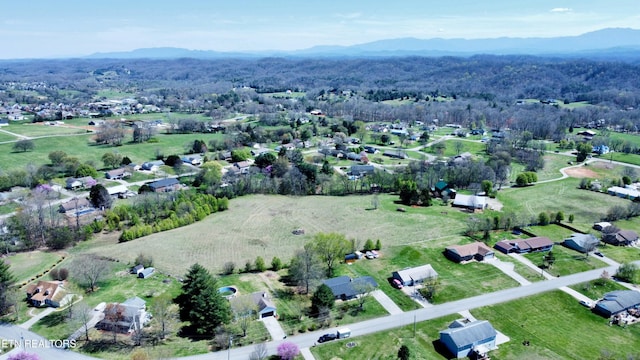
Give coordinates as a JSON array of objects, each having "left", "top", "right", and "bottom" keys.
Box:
[{"left": 318, "top": 333, "right": 337, "bottom": 343}]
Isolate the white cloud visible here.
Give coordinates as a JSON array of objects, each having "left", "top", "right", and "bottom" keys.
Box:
[{"left": 550, "top": 8, "right": 572, "bottom": 13}]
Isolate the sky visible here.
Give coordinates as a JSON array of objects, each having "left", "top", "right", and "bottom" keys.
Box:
[{"left": 2, "top": 0, "right": 639, "bottom": 59}]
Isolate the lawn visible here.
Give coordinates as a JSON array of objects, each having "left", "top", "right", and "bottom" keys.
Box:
[
  {"left": 522, "top": 245, "right": 607, "bottom": 277},
  {"left": 497, "top": 178, "right": 630, "bottom": 229},
  {"left": 594, "top": 243, "right": 640, "bottom": 264},
  {"left": 523, "top": 224, "right": 577, "bottom": 242},
  {"left": 77, "top": 194, "right": 469, "bottom": 276},
  {"left": 607, "top": 152, "right": 640, "bottom": 166},
  {"left": 471, "top": 291, "right": 640, "bottom": 359},
  {"left": 5, "top": 123, "right": 89, "bottom": 137},
  {"left": 310, "top": 313, "right": 462, "bottom": 360},
  {"left": 3, "top": 250, "right": 66, "bottom": 284},
  {"left": 0, "top": 131, "right": 18, "bottom": 142},
  {"left": 569, "top": 278, "right": 630, "bottom": 301}
]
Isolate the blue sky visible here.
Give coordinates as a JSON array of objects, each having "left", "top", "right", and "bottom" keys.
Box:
[{"left": 2, "top": 0, "right": 639, "bottom": 59}]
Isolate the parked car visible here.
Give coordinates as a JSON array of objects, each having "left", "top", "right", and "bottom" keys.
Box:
[
  {"left": 579, "top": 300, "right": 592, "bottom": 308},
  {"left": 365, "top": 251, "right": 375, "bottom": 259},
  {"left": 392, "top": 278, "right": 403, "bottom": 289},
  {"left": 318, "top": 333, "right": 337, "bottom": 343},
  {"left": 594, "top": 252, "right": 604, "bottom": 257}
]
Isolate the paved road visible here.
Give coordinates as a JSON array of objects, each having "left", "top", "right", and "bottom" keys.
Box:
[{"left": 177, "top": 261, "right": 639, "bottom": 360}]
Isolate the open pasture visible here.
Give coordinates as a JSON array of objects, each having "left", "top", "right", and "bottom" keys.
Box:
[{"left": 80, "top": 194, "right": 468, "bottom": 276}]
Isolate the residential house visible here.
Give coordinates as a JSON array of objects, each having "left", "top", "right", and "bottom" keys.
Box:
[
  {"left": 383, "top": 150, "right": 408, "bottom": 159},
  {"left": 494, "top": 237, "right": 553, "bottom": 254},
  {"left": 602, "top": 229, "right": 638, "bottom": 246},
  {"left": 593, "top": 222, "right": 612, "bottom": 231},
  {"left": 452, "top": 152, "right": 473, "bottom": 164},
  {"left": 593, "top": 291, "right": 640, "bottom": 318},
  {"left": 345, "top": 152, "right": 362, "bottom": 161},
  {"left": 562, "top": 233, "right": 599, "bottom": 253},
  {"left": 138, "top": 267, "right": 155, "bottom": 279},
  {"left": 147, "top": 178, "right": 180, "bottom": 193},
  {"left": 251, "top": 148, "right": 270, "bottom": 157},
  {"left": 392, "top": 264, "right": 438, "bottom": 287},
  {"left": 140, "top": 160, "right": 164, "bottom": 171},
  {"left": 107, "top": 185, "right": 129, "bottom": 198},
  {"left": 470, "top": 128, "right": 486, "bottom": 136},
  {"left": 65, "top": 176, "right": 96, "bottom": 190},
  {"left": 452, "top": 194, "right": 488, "bottom": 210},
  {"left": 97, "top": 296, "right": 148, "bottom": 333},
  {"left": 445, "top": 242, "right": 495, "bottom": 263},
  {"left": 181, "top": 154, "right": 203, "bottom": 166},
  {"left": 439, "top": 319, "right": 497, "bottom": 359},
  {"left": 231, "top": 291, "right": 277, "bottom": 319},
  {"left": 105, "top": 168, "right": 131, "bottom": 180},
  {"left": 322, "top": 276, "right": 378, "bottom": 300},
  {"left": 592, "top": 144, "right": 610, "bottom": 155},
  {"left": 58, "top": 197, "right": 92, "bottom": 214},
  {"left": 433, "top": 181, "right": 449, "bottom": 197},
  {"left": 350, "top": 165, "right": 375, "bottom": 177},
  {"left": 25, "top": 281, "right": 62, "bottom": 308},
  {"left": 607, "top": 186, "right": 640, "bottom": 200},
  {"left": 232, "top": 161, "right": 252, "bottom": 175}
]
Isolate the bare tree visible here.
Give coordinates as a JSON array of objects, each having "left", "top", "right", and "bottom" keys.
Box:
[
  {"left": 289, "top": 243, "right": 323, "bottom": 294},
  {"left": 250, "top": 342, "right": 269, "bottom": 360},
  {"left": 71, "top": 255, "right": 111, "bottom": 292},
  {"left": 151, "top": 295, "right": 177, "bottom": 341},
  {"left": 103, "top": 303, "right": 125, "bottom": 343},
  {"left": 231, "top": 295, "right": 257, "bottom": 337},
  {"left": 353, "top": 281, "right": 376, "bottom": 311},
  {"left": 72, "top": 302, "right": 94, "bottom": 342}
]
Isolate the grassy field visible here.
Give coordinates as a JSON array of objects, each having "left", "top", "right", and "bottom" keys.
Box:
[
  {"left": 524, "top": 224, "right": 579, "bottom": 242},
  {"left": 77, "top": 194, "right": 469, "bottom": 276},
  {"left": 471, "top": 291, "right": 640, "bottom": 359},
  {"left": 3, "top": 251, "right": 65, "bottom": 284},
  {"left": 522, "top": 245, "right": 607, "bottom": 277},
  {"left": 497, "top": 178, "right": 630, "bottom": 228},
  {"left": 569, "top": 279, "right": 629, "bottom": 301},
  {"left": 607, "top": 152, "right": 640, "bottom": 166},
  {"left": 5, "top": 123, "right": 89, "bottom": 137},
  {"left": 0, "top": 131, "right": 18, "bottom": 142},
  {"left": 594, "top": 243, "right": 640, "bottom": 264}
]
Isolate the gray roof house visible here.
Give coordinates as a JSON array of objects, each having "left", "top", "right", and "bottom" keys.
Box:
[
  {"left": 230, "top": 291, "right": 277, "bottom": 319},
  {"left": 97, "top": 296, "right": 148, "bottom": 333},
  {"left": 392, "top": 264, "right": 438, "bottom": 287},
  {"left": 452, "top": 194, "right": 488, "bottom": 210},
  {"left": 58, "top": 197, "right": 92, "bottom": 214},
  {"left": 322, "top": 276, "right": 378, "bottom": 300},
  {"left": 563, "top": 233, "right": 599, "bottom": 253},
  {"left": 148, "top": 178, "right": 180, "bottom": 192},
  {"left": 439, "top": 319, "right": 497, "bottom": 359},
  {"left": 138, "top": 267, "right": 155, "bottom": 279},
  {"left": 593, "top": 291, "right": 640, "bottom": 318}
]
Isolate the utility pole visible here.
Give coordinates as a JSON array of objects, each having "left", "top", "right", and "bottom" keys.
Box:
[{"left": 227, "top": 335, "right": 233, "bottom": 360}]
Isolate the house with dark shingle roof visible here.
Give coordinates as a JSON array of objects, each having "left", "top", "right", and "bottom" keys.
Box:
[
  {"left": 147, "top": 178, "right": 180, "bottom": 192},
  {"left": 322, "top": 276, "right": 378, "bottom": 300},
  {"left": 439, "top": 319, "right": 497, "bottom": 359},
  {"left": 494, "top": 237, "right": 553, "bottom": 254},
  {"left": 602, "top": 229, "right": 638, "bottom": 246},
  {"left": 593, "top": 291, "right": 640, "bottom": 318},
  {"left": 58, "top": 197, "right": 92, "bottom": 213},
  {"left": 562, "top": 233, "right": 599, "bottom": 253},
  {"left": 445, "top": 242, "right": 495, "bottom": 263}
]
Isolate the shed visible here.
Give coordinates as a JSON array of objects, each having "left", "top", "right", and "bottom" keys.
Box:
[
  {"left": 138, "top": 267, "right": 155, "bottom": 279},
  {"left": 131, "top": 264, "right": 144, "bottom": 275},
  {"left": 452, "top": 194, "right": 488, "bottom": 210}
]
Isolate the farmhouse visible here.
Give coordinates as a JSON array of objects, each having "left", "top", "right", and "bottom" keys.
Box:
[
  {"left": 97, "top": 297, "right": 148, "bottom": 333},
  {"left": 58, "top": 197, "right": 92, "bottom": 214},
  {"left": 439, "top": 319, "right": 497, "bottom": 359},
  {"left": 602, "top": 229, "right": 638, "bottom": 246},
  {"left": 25, "top": 280, "right": 62, "bottom": 308},
  {"left": 322, "top": 276, "right": 378, "bottom": 300},
  {"left": 147, "top": 178, "right": 180, "bottom": 193},
  {"left": 562, "top": 233, "right": 599, "bottom": 253},
  {"left": 445, "top": 242, "right": 495, "bottom": 263},
  {"left": 392, "top": 264, "right": 438, "bottom": 287},
  {"left": 105, "top": 168, "right": 131, "bottom": 180},
  {"left": 494, "top": 237, "right": 553, "bottom": 254},
  {"left": 452, "top": 194, "right": 488, "bottom": 210},
  {"left": 593, "top": 291, "right": 640, "bottom": 318},
  {"left": 231, "top": 292, "right": 277, "bottom": 319}
]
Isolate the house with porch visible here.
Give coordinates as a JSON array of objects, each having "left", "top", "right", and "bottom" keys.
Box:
[
  {"left": 602, "top": 229, "right": 638, "bottom": 246},
  {"left": 445, "top": 242, "right": 495, "bottom": 263},
  {"left": 97, "top": 297, "right": 148, "bottom": 333},
  {"left": 25, "top": 280, "right": 63, "bottom": 308},
  {"left": 494, "top": 237, "right": 553, "bottom": 254}
]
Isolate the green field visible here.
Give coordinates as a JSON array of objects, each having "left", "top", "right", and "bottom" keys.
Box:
[
  {"left": 0, "top": 130, "right": 18, "bottom": 142},
  {"left": 522, "top": 245, "right": 607, "bottom": 277},
  {"left": 3, "top": 251, "right": 65, "bottom": 284},
  {"left": 471, "top": 291, "right": 640, "bottom": 359},
  {"left": 5, "top": 123, "right": 89, "bottom": 137},
  {"left": 497, "top": 178, "right": 630, "bottom": 228}
]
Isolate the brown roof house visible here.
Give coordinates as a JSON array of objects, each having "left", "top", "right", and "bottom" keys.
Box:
[
  {"left": 602, "top": 229, "right": 638, "bottom": 246},
  {"left": 494, "top": 237, "right": 553, "bottom": 254},
  {"left": 445, "top": 242, "right": 495, "bottom": 263},
  {"left": 26, "top": 280, "right": 63, "bottom": 308}
]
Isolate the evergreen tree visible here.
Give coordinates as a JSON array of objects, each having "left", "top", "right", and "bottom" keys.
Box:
[
  {"left": 311, "top": 284, "right": 335, "bottom": 316},
  {"left": 89, "top": 184, "right": 112, "bottom": 209},
  {"left": 0, "top": 259, "right": 16, "bottom": 315},
  {"left": 176, "top": 263, "right": 230, "bottom": 337},
  {"left": 375, "top": 239, "right": 382, "bottom": 250},
  {"left": 364, "top": 239, "right": 375, "bottom": 251},
  {"left": 398, "top": 345, "right": 410, "bottom": 360}
]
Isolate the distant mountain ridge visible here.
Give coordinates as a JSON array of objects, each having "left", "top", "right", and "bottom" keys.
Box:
[{"left": 86, "top": 28, "right": 640, "bottom": 59}]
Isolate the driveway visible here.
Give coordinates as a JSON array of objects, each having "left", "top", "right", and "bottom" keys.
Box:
[
  {"left": 261, "top": 316, "right": 286, "bottom": 340},
  {"left": 371, "top": 290, "right": 403, "bottom": 315},
  {"left": 486, "top": 257, "right": 531, "bottom": 286}
]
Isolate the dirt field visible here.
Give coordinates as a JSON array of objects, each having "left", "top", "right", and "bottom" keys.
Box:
[{"left": 564, "top": 166, "right": 599, "bottom": 178}]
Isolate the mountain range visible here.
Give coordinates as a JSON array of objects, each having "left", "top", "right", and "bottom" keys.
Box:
[{"left": 87, "top": 28, "right": 640, "bottom": 59}]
